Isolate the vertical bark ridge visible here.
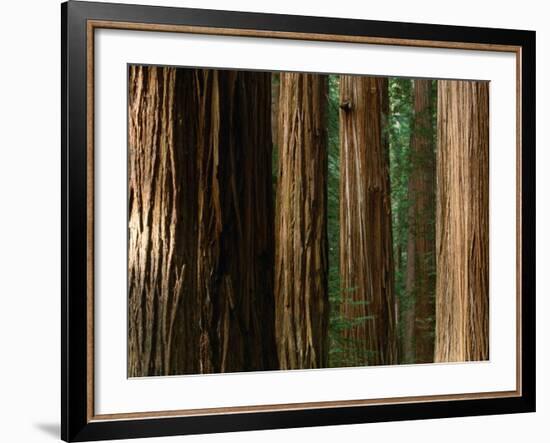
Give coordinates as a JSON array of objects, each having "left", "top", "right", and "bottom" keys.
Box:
[
  {"left": 128, "top": 67, "right": 277, "bottom": 376},
  {"left": 435, "top": 80, "right": 489, "bottom": 362},
  {"left": 128, "top": 66, "right": 194, "bottom": 376},
  {"left": 194, "top": 69, "right": 278, "bottom": 373},
  {"left": 403, "top": 79, "right": 436, "bottom": 364},
  {"left": 275, "top": 72, "right": 329, "bottom": 370},
  {"left": 339, "top": 76, "right": 397, "bottom": 367}
]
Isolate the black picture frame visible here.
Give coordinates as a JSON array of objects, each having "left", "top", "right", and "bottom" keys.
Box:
[{"left": 61, "top": 1, "right": 536, "bottom": 441}]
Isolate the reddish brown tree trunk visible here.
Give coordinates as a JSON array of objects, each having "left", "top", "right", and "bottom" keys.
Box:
[
  {"left": 275, "top": 72, "right": 329, "bottom": 370},
  {"left": 435, "top": 80, "right": 489, "bottom": 362},
  {"left": 195, "top": 70, "right": 278, "bottom": 373},
  {"left": 128, "top": 66, "right": 198, "bottom": 376},
  {"left": 339, "top": 76, "right": 397, "bottom": 366},
  {"left": 403, "top": 79, "right": 436, "bottom": 364},
  {"left": 128, "top": 67, "right": 277, "bottom": 376}
]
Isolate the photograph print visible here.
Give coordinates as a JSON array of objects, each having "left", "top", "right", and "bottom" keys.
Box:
[{"left": 127, "top": 65, "right": 489, "bottom": 377}]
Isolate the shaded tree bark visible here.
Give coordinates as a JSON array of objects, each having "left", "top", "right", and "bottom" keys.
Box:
[
  {"left": 128, "top": 66, "right": 278, "bottom": 376},
  {"left": 435, "top": 80, "right": 489, "bottom": 362},
  {"left": 271, "top": 73, "right": 280, "bottom": 147},
  {"left": 339, "top": 76, "right": 397, "bottom": 366},
  {"left": 195, "top": 70, "right": 278, "bottom": 373},
  {"left": 402, "top": 79, "right": 436, "bottom": 364},
  {"left": 275, "top": 72, "right": 329, "bottom": 370}
]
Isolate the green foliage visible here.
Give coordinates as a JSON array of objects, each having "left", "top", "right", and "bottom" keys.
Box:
[
  {"left": 388, "top": 78, "right": 414, "bottom": 355},
  {"left": 389, "top": 79, "right": 437, "bottom": 363},
  {"left": 272, "top": 74, "right": 436, "bottom": 368},
  {"left": 327, "top": 76, "right": 431, "bottom": 368}
]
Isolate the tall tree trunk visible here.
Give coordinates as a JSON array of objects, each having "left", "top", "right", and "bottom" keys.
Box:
[
  {"left": 403, "top": 79, "right": 436, "bottom": 364},
  {"left": 435, "top": 80, "right": 489, "bottom": 362},
  {"left": 275, "top": 72, "right": 329, "bottom": 370},
  {"left": 339, "top": 76, "right": 397, "bottom": 366},
  {"left": 128, "top": 66, "right": 198, "bottom": 377},
  {"left": 194, "top": 69, "right": 278, "bottom": 373},
  {"left": 128, "top": 67, "right": 278, "bottom": 376}
]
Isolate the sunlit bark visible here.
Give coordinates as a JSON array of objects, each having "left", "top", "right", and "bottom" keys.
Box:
[
  {"left": 275, "top": 72, "right": 329, "bottom": 369},
  {"left": 435, "top": 80, "right": 489, "bottom": 362}
]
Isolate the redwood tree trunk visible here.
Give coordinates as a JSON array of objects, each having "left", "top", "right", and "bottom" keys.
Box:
[
  {"left": 128, "top": 66, "right": 197, "bottom": 376},
  {"left": 435, "top": 80, "right": 489, "bottom": 362},
  {"left": 339, "top": 76, "right": 397, "bottom": 366},
  {"left": 128, "top": 67, "right": 277, "bottom": 376},
  {"left": 403, "top": 79, "right": 436, "bottom": 364},
  {"left": 275, "top": 72, "right": 329, "bottom": 370},
  {"left": 196, "top": 70, "right": 278, "bottom": 373}
]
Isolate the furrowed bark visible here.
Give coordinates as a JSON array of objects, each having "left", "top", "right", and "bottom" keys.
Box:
[
  {"left": 275, "top": 72, "right": 329, "bottom": 370},
  {"left": 435, "top": 80, "right": 489, "bottom": 362},
  {"left": 339, "top": 76, "right": 397, "bottom": 366},
  {"left": 403, "top": 79, "right": 436, "bottom": 364},
  {"left": 128, "top": 66, "right": 197, "bottom": 376},
  {"left": 128, "top": 67, "right": 277, "bottom": 376},
  {"left": 195, "top": 70, "right": 278, "bottom": 373}
]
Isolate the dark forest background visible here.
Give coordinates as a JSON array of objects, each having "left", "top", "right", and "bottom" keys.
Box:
[{"left": 127, "top": 66, "right": 489, "bottom": 377}]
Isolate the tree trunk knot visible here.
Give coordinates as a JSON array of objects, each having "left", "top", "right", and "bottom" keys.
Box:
[{"left": 339, "top": 99, "right": 352, "bottom": 111}]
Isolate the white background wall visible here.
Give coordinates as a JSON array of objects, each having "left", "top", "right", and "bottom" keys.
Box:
[{"left": 0, "top": 0, "right": 547, "bottom": 442}]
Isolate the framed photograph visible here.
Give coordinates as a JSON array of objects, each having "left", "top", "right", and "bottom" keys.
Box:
[{"left": 61, "top": 1, "right": 535, "bottom": 441}]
